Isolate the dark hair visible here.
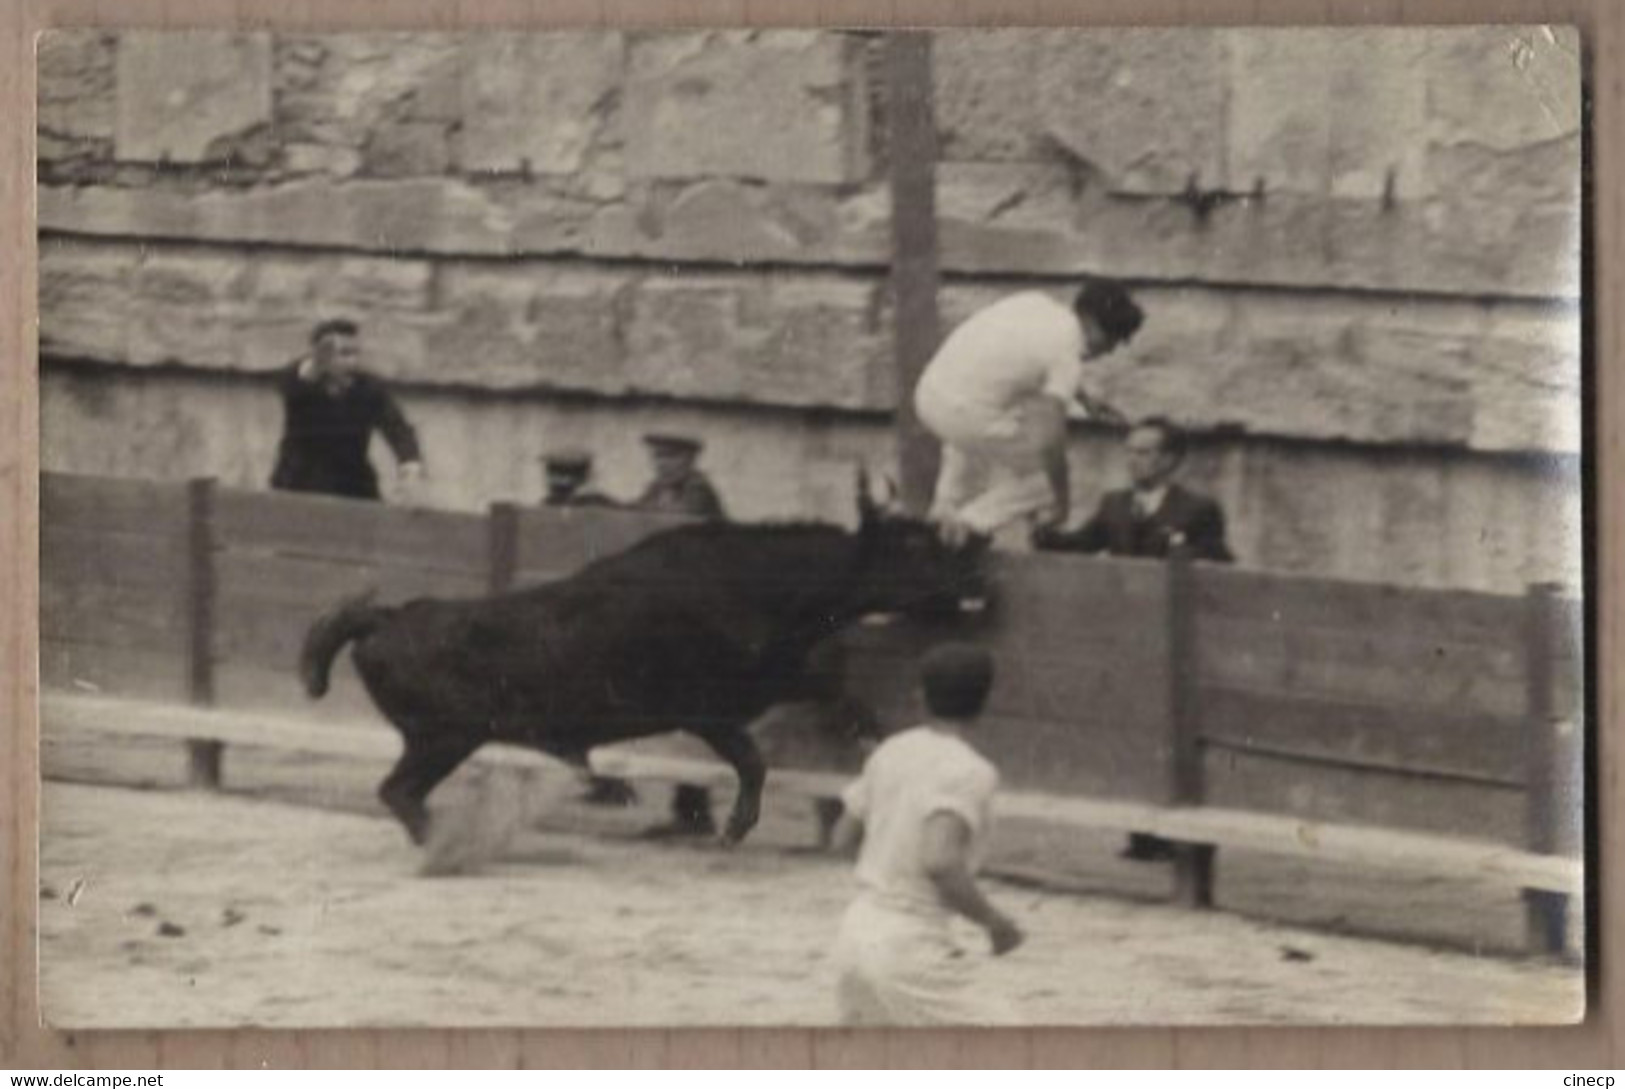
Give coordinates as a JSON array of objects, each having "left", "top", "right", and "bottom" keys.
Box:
[
  {"left": 920, "top": 642, "right": 996, "bottom": 719},
  {"left": 1134, "top": 415, "right": 1188, "bottom": 462},
  {"left": 311, "top": 318, "right": 360, "bottom": 343},
  {"left": 1073, "top": 277, "right": 1144, "bottom": 349}
]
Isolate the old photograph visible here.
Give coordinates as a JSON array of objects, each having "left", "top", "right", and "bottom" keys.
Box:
[{"left": 36, "top": 26, "right": 1585, "bottom": 1027}]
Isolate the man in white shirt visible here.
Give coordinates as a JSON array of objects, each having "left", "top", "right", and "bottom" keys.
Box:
[
  {"left": 830, "top": 643, "right": 1024, "bottom": 1025},
  {"left": 913, "top": 277, "right": 1145, "bottom": 546}
]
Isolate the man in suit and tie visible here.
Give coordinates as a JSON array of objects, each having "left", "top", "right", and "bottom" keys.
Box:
[
  {"left": 1032, "top": 416, "right": 1233, "bottom": 862},
  {"left": 1031, "top": 416, "right": 1232, "bottom": 563}
]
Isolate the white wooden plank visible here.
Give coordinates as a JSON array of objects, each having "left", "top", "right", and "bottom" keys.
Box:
[{"left": 42, "top": 693, "right": 1580, "bottom": 895}]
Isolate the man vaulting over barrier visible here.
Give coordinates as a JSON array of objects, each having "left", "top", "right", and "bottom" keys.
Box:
[{"left": 913, "top": 277, "right": 1145, "bottom": 547}]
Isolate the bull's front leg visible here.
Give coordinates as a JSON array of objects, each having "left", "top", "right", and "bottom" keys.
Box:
[
  {"left": 695, "top": 726, "right": 766, "bottom": 846},
  {"left": 784, "top": 640, "right": 887, "bottom": 751}
]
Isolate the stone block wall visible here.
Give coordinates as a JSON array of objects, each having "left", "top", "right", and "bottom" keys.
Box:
[
  {"left": 927, "top": 27, "right": 1581, "bottom": 454},
  {"left": 36, "top": 28, "right": 1583, "bottom": 592}
]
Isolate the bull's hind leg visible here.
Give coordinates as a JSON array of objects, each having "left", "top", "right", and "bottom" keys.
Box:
[
  {"left": 695, "top": 727, "right": 767, "bottom": 847},
  {"left": 378, "top": 734, "right": 481, "bottom": 845}
]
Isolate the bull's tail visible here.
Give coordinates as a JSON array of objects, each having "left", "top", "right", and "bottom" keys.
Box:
[{"left": 300, "top": 591, "right": 391, "bottom": 699}]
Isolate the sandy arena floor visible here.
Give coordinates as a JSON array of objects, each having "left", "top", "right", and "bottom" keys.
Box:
[{"left": 37, "top": 781, "right": 1583, "bottom": 1029}]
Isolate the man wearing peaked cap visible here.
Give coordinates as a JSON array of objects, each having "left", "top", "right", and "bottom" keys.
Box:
[
  {"left": 634, "top": 431, "right": 727, "bottom": 521},
  {"left": 541, "top": 448, "right": 616, "bottom": 508},
  {"left": 538, "top": 446, "right": 627, "bottom": 807},
  {"left": 632, "top": 431, "right": 728, "bottom": 838},
  {"left": 644, "top": 432, "right": 701, "bottom": 454}
]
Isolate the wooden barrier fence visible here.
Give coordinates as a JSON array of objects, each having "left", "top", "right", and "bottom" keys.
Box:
[{"left": 39, "top": 471, "right": 1585, "bottom": 948}]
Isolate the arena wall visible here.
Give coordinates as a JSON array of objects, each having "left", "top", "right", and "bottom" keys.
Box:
[{"left": 36, "top": 28, "right": 1584, "bottom": 592}]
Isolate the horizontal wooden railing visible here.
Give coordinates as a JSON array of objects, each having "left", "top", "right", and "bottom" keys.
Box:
[{"left": 40, "top": 471, "right": 1583, "bottom": 866}]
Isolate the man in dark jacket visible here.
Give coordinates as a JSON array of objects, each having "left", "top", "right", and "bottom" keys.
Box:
[
  {"left": 270, "top": 319, "right": 424, "bottom": 502},
  {"left": 629, "top": 432, "right": 728, "bottom": 835},
  {"left": 1032, "top": 417, "right": 1232, "bottom": 563},
  {"left": 1033, "top": 417, "right": 1232, "bottom": 862},
  {"left": 541, "top": 449, "right": 617, "bottom": 508},
  {"left": 540, "top": 448, "right": 636, "bottom": 807},
  {"left": 633, "top": 433, "right": 727, "bottom": 521}
]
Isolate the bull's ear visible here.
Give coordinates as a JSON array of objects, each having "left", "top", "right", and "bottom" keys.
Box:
[{"left": 855, "top": 462, "right": 880, "bottom": 528}]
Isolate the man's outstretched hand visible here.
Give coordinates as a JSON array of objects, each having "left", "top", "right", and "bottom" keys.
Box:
[
  {"left": 397, "top": 461, "right": 426, "bottom": 506},
  {"left": 1075, "top": 388, "right": 1130, "bottom": 427}
]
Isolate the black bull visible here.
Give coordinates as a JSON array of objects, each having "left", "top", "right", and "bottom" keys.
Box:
[{"left": 298, "top": 482, "right": 985, "bottom": 846}]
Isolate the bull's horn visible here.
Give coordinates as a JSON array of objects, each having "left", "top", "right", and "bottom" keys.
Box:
[
  {"left": 880, "top": 474, "right": 902, "bottom": 510},
  {"left": 855, "top": 462, "right": 879, "bottom": 521}
]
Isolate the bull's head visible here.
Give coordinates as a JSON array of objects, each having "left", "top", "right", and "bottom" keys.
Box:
[{"left": 852, "top": 464, "right": 987, "bottom": 622}]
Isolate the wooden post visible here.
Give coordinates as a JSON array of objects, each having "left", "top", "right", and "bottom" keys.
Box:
[
  {"left": 1170, "top": 844, "right": 1216, "bottom": 909},
  {"left": 185, "top": 477, "right": 220, "bottom": 790},
  {"left": 1167, "top": 553, "right": 1203, "bottom": 807},
  {"left": 185, "top": 478, "right": 216, "bottom": 707},
  {"left": 1522, "top": 581, "right": 1569, "bottom": 955},
  {"left": 813, "top": 797, "right": 845, "bottom": 852},
  {"left": 1166, "top": 553, "right": 1214, "bottom": 908},
  {"left": 488, "top": 501, "right": 519, "bottom": 595},
  {"left": 187, "top": 740, "right": 224, "bottom": 791},
  {"left": 885, "top": 31, "right": 942, "bottom": 516}
]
